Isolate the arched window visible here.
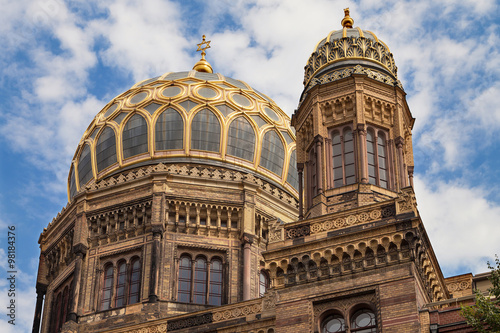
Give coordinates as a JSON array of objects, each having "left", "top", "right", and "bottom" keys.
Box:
[
  {"left": 227, "top": 116, "right": 255, "bottom": 162},
  {"left": 101, "top": 264, "right": 114, "bottom": 311},
  {"left": 129, "top": 258, "right": 141, "bottom": 304},
  {"left": 96, "top": 127, "right": 117, "bottom": 172},
  {"left": 155, "top": 108, "right": 183, "bottom": 150},
  {"left": 115, "top": 261, "right": 127, "bottom": 307},
  {"left": 69, "top": 166, "right": 77, "bottom": 199},
  {"left": 260, "top": 130, "right": 285, "bottom": 176},
  {"left": 259, "top": 271, "right": 269, "bottom": 297},
  {"left": 191, "top": 109, "right": 220, "bottom": 152},
  {"left": 209, "top": 259, "right": 223, "bottom": 305},
  {"left": 122, "top": 114, "right": 148, "bottom": 158},
  {"left": 286, "top": 149, "right": 299, "bottom": 190},
  {"left": 78, "top": 143, "right": 93, "bottom": 187},
  {"left": 322, "top": 314, "right": 346, "bottom": 333},
  {"left": 178, "top": 256, "right": 192, "bottom": 303},
  {"left": 332, "top": 128, "right": 355, "bottom": 187},
  {"left": 351, "top": 309, "right": 377, "bottom": 332},
  {"left": 193, "top": 257, "right": 208, "bottom": 304},
  {"left": 367, "top": 128, "right": 388, "bottom": 189}
]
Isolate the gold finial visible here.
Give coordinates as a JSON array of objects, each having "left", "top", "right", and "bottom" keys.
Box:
[
  {"left": 193, "top": 35, "right": 213, "bottom": 73},
  {"left": 341, "top": 8, "right": 354, "bottom": 28}
]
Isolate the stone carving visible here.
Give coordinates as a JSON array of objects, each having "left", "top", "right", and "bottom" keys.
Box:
[
  {"left": 290, "top": 205, "right": 396, "bottom": 237},
  {"left": 166, "top": 313, "right": 212, "bottom": 331},
  {"left": 447, "top": 281, "right": 471, "bottom": 293},
  {"left": 262, "top": 290, "right": 278, "bottom": 310},
  {"left": 212, "top": 302, "right": 262, "bottom": 322},
  {"left": 286, "top": 225, "right": 311, "bottom": 239},
  {"left": 83, "top": 163, "right": 298, "bottom": 208}
]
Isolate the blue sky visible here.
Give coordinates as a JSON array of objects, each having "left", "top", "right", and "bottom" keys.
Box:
[{"left": 0, "top": 0, "right": 499, "bottom": 331}]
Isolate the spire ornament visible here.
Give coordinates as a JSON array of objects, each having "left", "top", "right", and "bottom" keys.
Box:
[
  {"left": 341, "top": 8, "right": 354, "bottom": 28},
  {"left": 193, "top": 35, "right": 213, "bottom": 73}
]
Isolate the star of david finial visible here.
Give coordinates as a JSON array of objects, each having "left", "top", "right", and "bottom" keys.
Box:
[{"left": 196, "top": 35, "right": 211, "bottom": 59}]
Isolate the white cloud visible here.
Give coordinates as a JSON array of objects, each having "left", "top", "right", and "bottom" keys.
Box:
[{"left": 415, "top": 176, "right": 500, "bottom": 275}]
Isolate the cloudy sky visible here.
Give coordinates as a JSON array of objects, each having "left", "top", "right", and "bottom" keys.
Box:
[{"left": 0, "top": 0, "right": 499, "bottom": 331}]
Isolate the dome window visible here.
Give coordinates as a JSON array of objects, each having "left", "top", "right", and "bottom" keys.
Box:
[
  {"left": 122, "top": 114, "right": 148, "bottom": 159},
  {"left": 69, "top": 166, "right": 77, "bottom": 199},
  {"left": 264, "top": 107, "right": 280, "bottom": 122},
  {"left": 103, "top": 103, "right": 119, "bottom": 118},
  {"left": 161, "top": 86, "right": 182, "bottom": 98},
  {"left": 129, "top": 92, "right": 148, "bottom": 105},
  {"left": 227, "top": 116, "right": 255, "bottom": 162},
  {"left": 96, "top": 127, "right": 117, "bottom": 172},
  {"left": 191, "top": 109, "right": 221, "bottom": 153},
  {"left": 231, "top": 93, "right": 251, "bottom": 107},
  {"left": 198, "top": 87, "right": 218, "bottom": 99},
  {"left": 78, "top": 144, "right": 93, "bottom": 187},
  {"left": 286, "top": 149, "right": 299, "bottom": 190},
  {"left": 260, "top": 130, "right": 284, "bottom": 176},
  {"left": 155, "top": 108, "right": 184, "bottom": 150}
]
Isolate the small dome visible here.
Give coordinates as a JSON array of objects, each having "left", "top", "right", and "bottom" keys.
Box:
[
  {"left": 68, "top": 71, "right": 298, "bottom": 201},
  {"left": 301, "top": 10, "right": 401, "bottom": 101}
]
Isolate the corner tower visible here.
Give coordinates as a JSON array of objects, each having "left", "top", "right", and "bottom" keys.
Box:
[{"left": 292, "top": 8, "right": 414, "bottom": 219}]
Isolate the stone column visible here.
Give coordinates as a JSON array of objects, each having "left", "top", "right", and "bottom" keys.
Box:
[
  {"left": 242, "top": 234, "right": 253, "bottom": 301},
  {"left": 32, "top": 283, "right": 47, "bottom": 333},
  {"left": 315, "top": 138, "right": 323, "bottom": 194},
  {"left": 357, "top": 124, "right": 368, "bottom": 184},
  {"left": 395, "top": 136, "right": 406, "bottom": 188},
  {"left": 149, "top": 226, "right": 162, "bottom": 303},
  {"left": 297, "top": 163, "right": 304, "bottom": 220},
  {"left": 408, "top": 166, "right": 414, "bottom": 188},
  {"left": 67, "top": 244, "right": 87, "bottom": 322}
]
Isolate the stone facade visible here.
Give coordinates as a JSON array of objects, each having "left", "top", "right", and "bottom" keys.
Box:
[{"left": 33, "top": 11, "right": 491, "bottom": 333}]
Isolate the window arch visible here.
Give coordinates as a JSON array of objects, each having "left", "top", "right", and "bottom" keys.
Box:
[
  {"left": 260, "top": 130, "right": 285, "bottom": 176},
  {"left": 332, "top": 127, "right": 355, "bottom": 187},
  {"left": 259, "top": 270, "right": 269, "bottom": 297},
  {"left": 227, "top": 116, "right": 255, "bottom": 162},
  {"left": 177, "top": 255, "right": 192, "bottom": 303},
  {"left": 155, "top": 108, "right": 183, "bottom": 150},
  {"left": 96, "top": 127, "right": 117, "bottom": 172},
  {"left": 122, "top": 113, "right": 148, "bottom": 159},
  {"left": 351, "top": 309, "right": 377, "bottom": 332},
  {"left": 209, "top": 258, "right": 223, "bottom": 305},
  {"left": 101, "top": 264, "right": 114, "bottom": 311},
  {"left": 191, "top": 108, "right": 220, "bottom": 152},
  {"left": 321, "top": 313, "right": 346, "bottom": 333}
]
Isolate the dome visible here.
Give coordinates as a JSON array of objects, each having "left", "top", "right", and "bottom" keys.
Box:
[
  {"left": 301, "top": 9, "right": 402, "bottom": 102},
  {"left": 68, "top": 70, "right": 298, "bottom": 201}
]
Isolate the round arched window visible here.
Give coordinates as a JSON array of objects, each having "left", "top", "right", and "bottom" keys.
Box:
[
  {"left": 351, "top": 309, "right": 377, "bottom": 332},
  {"left": 321, "top": 314, "right": 346, "bottom": 333}
]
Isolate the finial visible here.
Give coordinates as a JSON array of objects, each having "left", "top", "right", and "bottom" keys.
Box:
[
  {"left": 193, "top": 35, "right": 213, "bottom": 73},
  {"left": 341, "top": 8, "right": 354, "bottom": 28}
]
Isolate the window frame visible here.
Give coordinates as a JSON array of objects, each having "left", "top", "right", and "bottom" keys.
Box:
[
  {"left": 176, "top": 251, "right": 226, "bottom": 306},
  {"left": 98, "top": 255, "right": 142, "bottom": 311},
  {"left": 366, "top": 126, "right": 389, "bottom": 189},
  {"left": 330, "top": 125, "right": 357, "bottom": 189}
]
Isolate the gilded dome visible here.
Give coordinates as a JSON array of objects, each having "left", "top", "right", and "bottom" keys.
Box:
[
  {"left": 68, "top": 70, "right": 298, "bottom": 201},
  {"left": 301, "top": 9, "right": 401, "bottom": 101}
]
